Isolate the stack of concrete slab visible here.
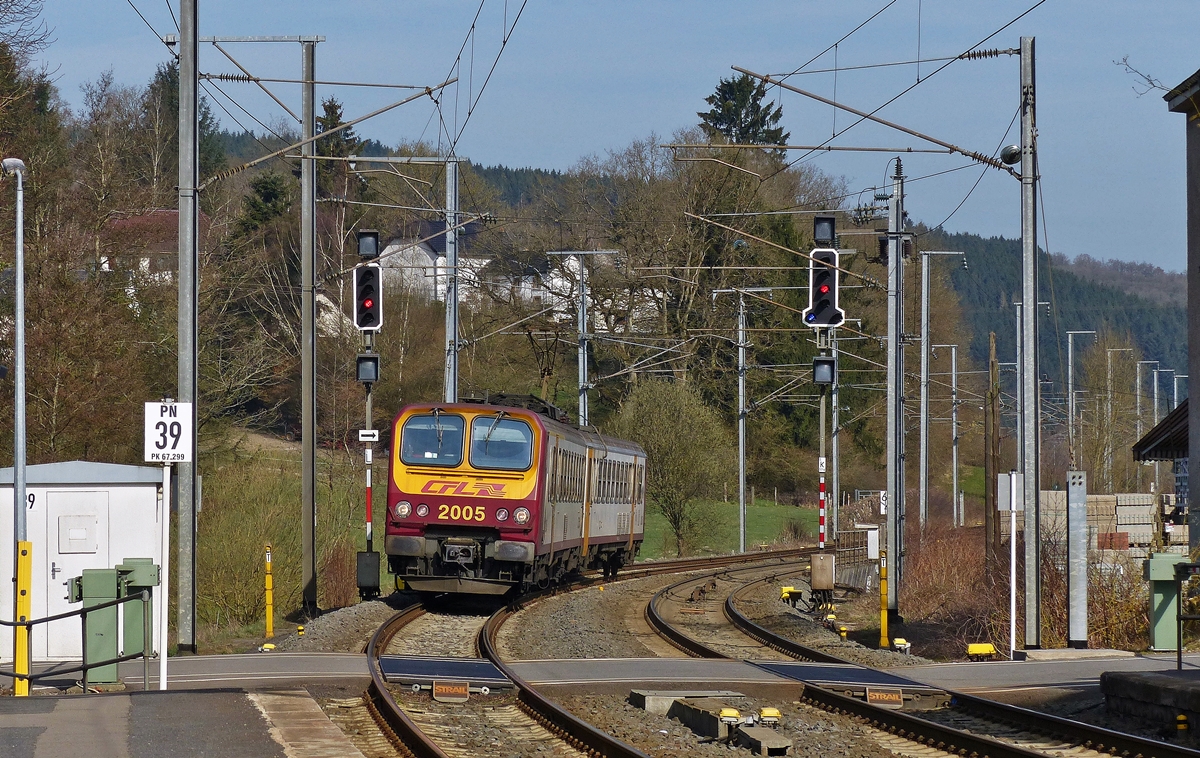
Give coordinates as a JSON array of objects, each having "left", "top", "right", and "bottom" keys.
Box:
[{"left": 1116, "top": 493, "right": 1156, "bottom": 547}]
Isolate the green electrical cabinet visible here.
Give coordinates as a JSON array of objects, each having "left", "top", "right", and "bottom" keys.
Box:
[
  {"left": 67, "top": 558, "right": 160, "bottom": 685},
  {"left": 117, "top": 558, "right": 159, "bottom": 660},
  {"left": 1144, "top": 552, "right": 1188, "bottom": 651},
  {"left": 68, "top": 568, "right": 122, "bottom": 683}
]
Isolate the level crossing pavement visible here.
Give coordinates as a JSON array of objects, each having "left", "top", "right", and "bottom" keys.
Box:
[
  {"left": 5, "top": 650, "right": 1200, "bottom": 756},
  {"left": 890, "top": 652, "right": 1200, "bottom": 696}
]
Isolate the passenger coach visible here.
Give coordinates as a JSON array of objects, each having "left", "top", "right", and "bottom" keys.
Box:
[{"left": 385, "top": 395, "right": 646, "bottom": 596}]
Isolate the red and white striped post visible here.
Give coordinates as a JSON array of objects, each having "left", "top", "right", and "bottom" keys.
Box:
[{"left": 818, "top": 459, "right": 827, "bottom": 549}]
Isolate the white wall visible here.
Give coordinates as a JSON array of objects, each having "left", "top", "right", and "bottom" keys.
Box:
[{"left": 0, "top": 482, "right": 164, "bottom": 662}]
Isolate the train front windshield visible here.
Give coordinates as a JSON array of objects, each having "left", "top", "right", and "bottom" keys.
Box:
[
  {"left": 469, "top": 415, "right": 533, "bottom": 470},
  {"left": 400, "top": 413, "right": 465, "bottom": 466}
]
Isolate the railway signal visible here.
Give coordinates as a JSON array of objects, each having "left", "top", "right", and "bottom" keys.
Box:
[
  {"left": 803, "top": 248, "right": 844, "bottom": 328},
  {"left": 354, "top": 264, "right": 383, "bottom": 331}
]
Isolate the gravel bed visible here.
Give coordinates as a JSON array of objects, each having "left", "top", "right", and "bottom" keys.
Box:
[
  {"left": 272, "top": 592, "right": 418, "bottom": 653},
  {"left": 735, "top": 581, "right": 931, "bottom": 668},
  {"left": 555, "top": 693, "right": 897, "bottom": 758},
  {"left": 386, "top": 610, "right": 488, "bottom": 657},
  {"left": 498, "top": 573, "right": 694, "bottom": 660},
  {"left": 390, "top": 688, "right": 586, "bottom": 757}
]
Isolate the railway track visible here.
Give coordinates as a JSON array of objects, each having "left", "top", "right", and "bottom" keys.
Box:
[
  {"left": 363, "top": 547, "right": 814, "bottom": 757},
  {"left": 647, "top": 566, "right": 1200, "bottom": 758}
]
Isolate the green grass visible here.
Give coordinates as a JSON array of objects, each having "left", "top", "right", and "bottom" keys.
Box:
[
  {"left": 961, "top": 465, "right": 985, "bottom": 500},
  {"left": 638, "top": 499, "right": 818, "bottom": 560}
]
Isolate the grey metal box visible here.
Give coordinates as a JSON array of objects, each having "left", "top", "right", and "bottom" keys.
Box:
[{"left": 811, "top": 553, "right": 835, "bottom": 590}]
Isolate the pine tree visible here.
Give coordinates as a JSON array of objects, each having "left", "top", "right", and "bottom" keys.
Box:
[{"left": 698, "top": 74, "right": 790, "bottom": 145}]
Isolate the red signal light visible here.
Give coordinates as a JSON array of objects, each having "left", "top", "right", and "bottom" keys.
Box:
[
  {"left": 819, "top": 284, "right": 830, "bottom": 294},
  {"left": 363, "top": 298, "right": 374, "bottom": 309}
]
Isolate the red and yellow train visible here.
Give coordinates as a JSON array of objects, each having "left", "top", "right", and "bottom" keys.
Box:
[{"left": 385, "top": 395, "right": 646, "bottom": 596}]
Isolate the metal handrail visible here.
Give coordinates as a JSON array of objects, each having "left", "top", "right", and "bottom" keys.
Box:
[{"left": 0, "top": 590, "right": 154, "bottom": 693}]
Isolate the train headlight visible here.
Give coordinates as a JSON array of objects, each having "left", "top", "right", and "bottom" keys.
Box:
[
  {"left": 393, "top": 501, "right": 412, "bottom": 519},
  {"left": 415, "top": 503, "right": 429, "bottom": 517},
  {"left": 496, "top": 508, "right": 510, "bottom": 522},
  {"left": 514, "top": 507, "right": 531, "bottom": 525}
]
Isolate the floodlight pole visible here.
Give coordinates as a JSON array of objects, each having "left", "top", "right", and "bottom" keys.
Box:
[
  {"left": 4, "top": 157, "right": 28, "bottom": 696},
  {"left": 1137, "top": 360, "right": 1158, "bottom": 490},
  {"left": 933, "top": 344, "right": 960, "bottom": 526},
  {"left": 1067, "top": 330, "right": 1096, "bottom": 468},
  {"left": 919, "top": 251, "right": 964, "bottom": 529}
]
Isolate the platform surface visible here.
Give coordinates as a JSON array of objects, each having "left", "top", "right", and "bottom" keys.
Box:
[{"left": 0, "top": 689, "right": 306, "bottom": 758}]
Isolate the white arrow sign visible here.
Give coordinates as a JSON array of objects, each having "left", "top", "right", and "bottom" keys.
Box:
[{"left": 144, "top": 402, "right": 194, "bottom": 463}]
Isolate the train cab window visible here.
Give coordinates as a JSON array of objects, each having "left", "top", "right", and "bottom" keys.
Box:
[
  {"left": 400, "top": 413, "right": 465, "bottom": 466},
  {"left": 469, "top": 415, "right": 534, "bottom": 470}
]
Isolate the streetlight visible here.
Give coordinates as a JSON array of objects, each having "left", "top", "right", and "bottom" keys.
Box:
[
  {"left": 3, "top": 156, "right": 28, "bottom": 697},
  {"left": 918, "top": 251, "right": 965, "bottom": 530}
]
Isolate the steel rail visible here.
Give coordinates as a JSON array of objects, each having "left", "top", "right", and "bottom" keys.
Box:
[
  {"left": 645, "top": 558, "right": 816, "bottom": 659},
  {"left": 365, "top": 603, "right": 448, "bottom": 758},
  {"left": 645, "top": 575, "right": 732, "bottom": 659},
  {"left": 478, "top": 604, "right": 651, "bottom": 758},
  {"left": 723, "top": 574, "right": 1200, "bottom": 758},
  {"left": 361, "top": 549, "right": 810, "bottom": 756}
]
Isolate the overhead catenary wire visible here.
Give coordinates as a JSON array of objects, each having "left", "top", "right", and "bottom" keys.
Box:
[{"left": 754, "top": 0, "right": 1048, "bottom": 181}]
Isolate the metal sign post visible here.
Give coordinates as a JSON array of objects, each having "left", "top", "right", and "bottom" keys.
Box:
[{"left": 145, "top": 400, "right": 193, "bottom": 687}]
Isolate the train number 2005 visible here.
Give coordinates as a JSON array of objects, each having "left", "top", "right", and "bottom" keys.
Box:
[{"left": 438, "top": 504, "right": 486, "bottom": 522}]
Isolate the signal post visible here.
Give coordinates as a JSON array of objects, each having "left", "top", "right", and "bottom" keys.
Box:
[
  {"left": 804, "top": 217, "right": 844, "bottom": 552},
  {"left": 354, "top": 231, "right": 383, "bottom": 600}
]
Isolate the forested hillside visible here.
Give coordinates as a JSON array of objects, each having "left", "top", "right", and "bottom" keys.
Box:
[{"left": 925, "top": 229, "right": 1188, "bottom": 388}]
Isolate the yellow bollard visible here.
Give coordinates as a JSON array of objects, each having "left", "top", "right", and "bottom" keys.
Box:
[
  {"left": 264, "top": 544, "right": 274, "bottom": 640},
  {"left": 1178, "top": 713, "right": 1189, "bottom": 734},
  {"left": 879, "top": 548, "right": 889, "bottom": 650},
  {"left": 14, "top": 541, "right": 31, "bottom": 696},
  {"left": 297, "top": 625, "right": 305, "bottom": 637}
]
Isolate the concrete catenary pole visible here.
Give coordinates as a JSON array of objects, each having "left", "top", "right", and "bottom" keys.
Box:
[
  {"left": 176, "top": 0, "right": 199, "bottom": 652},
  {"left": 1019, "top": 36, "right": 1041, "bottom": 650},
  {"left": 577, "top": 253, "right": 588, "bottom": 426},
  {"left": 300, "top": 40, "right": 318, "bottom": 618},
  {"left": 885, "top": 159, "right": 905, "bottom": 618},
  {"left": 444, "top": 160, "right": 459, "bottom": 403},
  {"left": 737, "top": 292, "right": 747, "bottom": 553}
]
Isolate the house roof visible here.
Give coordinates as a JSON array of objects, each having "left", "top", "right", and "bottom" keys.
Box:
[
  {"left": 402, "top": 218, "right": 487, "bottom": 256},
  {"left": 0, "top": 461, "right": 163, "bottom": 486},
  {"left": 1132, "top": 398, "right": 1188, "bottom": 462},
  {"left": 1165, "top": 68, "right": 1200, "bottom": 113}
]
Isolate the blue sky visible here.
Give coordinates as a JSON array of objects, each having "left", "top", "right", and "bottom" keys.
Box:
[{"left": 37, "top": 1, "right": 1198, "bottom": 271}]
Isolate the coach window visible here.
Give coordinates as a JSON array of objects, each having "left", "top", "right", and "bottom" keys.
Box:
[
  {"left": 400, "top": 413, "right": 465, "bottom": 466},
  {"left": 470, "top": 415, "right": 534, "bottom": 470}
]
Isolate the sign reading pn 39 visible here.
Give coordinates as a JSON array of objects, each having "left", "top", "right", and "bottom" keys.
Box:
[{"left": 144, "top": 402, "right": 194, "bottom": 463}]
